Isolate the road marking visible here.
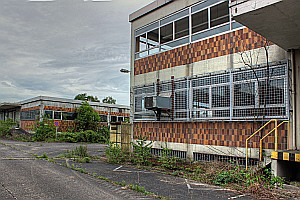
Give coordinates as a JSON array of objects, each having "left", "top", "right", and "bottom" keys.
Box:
[
  {"left": 185, "top": 179, "right": 192, "bottom": 190},
  {"left": 112, "top": 165, "right": 152, "bottom": 173},
  {"left": 228, "top": 194, "right": 246, "bottom": 199}
]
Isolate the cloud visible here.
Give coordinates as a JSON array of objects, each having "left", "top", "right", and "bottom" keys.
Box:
[{"left": 0, "top": 0, "right": 153, "bottom": 105}]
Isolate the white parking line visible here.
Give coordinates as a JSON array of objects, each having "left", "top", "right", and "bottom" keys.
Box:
[{"left": 228, "top": 194, "right": 246, "bottom": 199}]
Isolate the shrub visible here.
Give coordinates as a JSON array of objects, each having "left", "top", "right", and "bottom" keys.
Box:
[
  {"left": 158, "top": 146, "right": 183, "bottom": 170},
  {"left": 132, "top": 136, "right": 153, "bottom": 166},
  {"left": 0, "top": 118, "right": 17, "bottom": 137},
  {"left": 75, "top": 101, "right": 100, "bottom": 131},
  {"left": 33, "top": 118, "right": 56, "bottom": 141},
  {"left": 105, "top": 142, "right": 130, "bottom": 164}
]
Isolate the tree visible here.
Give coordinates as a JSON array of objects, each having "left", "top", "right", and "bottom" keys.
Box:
[
  {"left": 75, "top": 101, "right": 100, "bottom": 131},
  {"left": 102, "top": 96, "right": 116, "bottom": 104},
  {"left": 74, "top": 93, "right": 100, "bottom": 102}
]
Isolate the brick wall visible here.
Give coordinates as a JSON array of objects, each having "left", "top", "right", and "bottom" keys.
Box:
[
  {"left": 134, "top": 28, "right": 267, "bottom": 75},
  {"left": 134, "top": 121, "right": 288, "bottom": 150}
]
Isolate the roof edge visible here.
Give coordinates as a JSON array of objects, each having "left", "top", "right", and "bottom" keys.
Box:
[{"left": 129, "top": 0, "right": 174, "bottom": 22}]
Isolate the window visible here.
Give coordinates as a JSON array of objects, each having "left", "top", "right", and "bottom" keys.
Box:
[
  {"left": 20, "top": 110, "right": 40, "bottom": 120},
  {"left": 160, "top": 23, "right": 173, "bottom": 44},
  {"left": 210, "top": 1, "right": 229, "bottom": 28},
  {"left": 147, "top": 28, "right": 159, "bottom": 48},
  {"left": 135, "top": 33, "right": 147, "bottom": 52},
  {"left": 54, "top": 111, "right": 61, "bottom": 120},
  {"left": 192, "top": 9, "right": 208, "bottom": 33},
  {"left": 44, "top": 110, "right": 53, "bottom": 119},
  {"left": 100, "top": 115, "right": 108, "bottom": 122},
  {"left": 175, "top": 16, "right": 189, "bottom": 39},
  {"left": 111, "top": 116, "right": 117, "bottom": 122},
  {"left": 62, "top": 112, "right": 76, "bottom": 120}
]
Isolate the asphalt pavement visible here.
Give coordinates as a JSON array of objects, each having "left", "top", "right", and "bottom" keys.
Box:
[{"left": 0, "top": 140, "right": 252, "bottom": 200}]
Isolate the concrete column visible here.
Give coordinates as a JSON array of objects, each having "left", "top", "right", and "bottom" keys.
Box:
[{"left": 294, "top": 50, "right": 300, "bottom": 149}]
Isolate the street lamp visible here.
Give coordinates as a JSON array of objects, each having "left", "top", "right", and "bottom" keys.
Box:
[{"left": 120, "top": 68, "right": 130, "bottom": 73}]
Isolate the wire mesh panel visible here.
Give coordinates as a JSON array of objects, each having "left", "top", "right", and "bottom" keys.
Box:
[{"left": 133, "top": 61, "right": 290, "bottom": 121}]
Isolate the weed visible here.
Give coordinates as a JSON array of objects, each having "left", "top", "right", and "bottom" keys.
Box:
[
  {"left": 131, "top": 136, "right": 153, "bottom": 166},
  {"left": 36, "top": 153, "right": 48, "bottom": 159}
]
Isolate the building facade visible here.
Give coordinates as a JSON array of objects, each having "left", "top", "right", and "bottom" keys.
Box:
[
  {"left": 0, "top": 96, "right": 130, "bottom": 132},
  {"left": 129, "top": 0, "right": 290, "bottom": 162}
]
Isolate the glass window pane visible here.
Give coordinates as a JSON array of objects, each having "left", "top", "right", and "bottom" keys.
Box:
[
  {"left": 161, "top": 36, "right": 189, "bottom": 51},
  {"left": 160, "top": 23, "right": 173, "bottom": 44},
  {"left": 175, "top": 16, "right": 189, "bottom": 39},
  {"left": 45, "top": 110, "right": 53, "bottom": 119},
  {"left": 147, "top": 28, "right": 159, "bottom": 48},
  {"left": 135, "top": 33, "right": 147, "bottom": 52},
  {"left": 54, "top": 111, "right": 61, "bottom": 120},
  {"left": 192, "top": 9, "right": 208, "bottom": 33},
  {"left": 210, "top": 1, "right": 229, "bottom": 28},
  {"left": 62, "top": 112, "right": 76, "bottom": 120}
]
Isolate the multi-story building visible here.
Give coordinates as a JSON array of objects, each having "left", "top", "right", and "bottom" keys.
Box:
[
  {"left": 129, "top": 0, "right": 291, "bottom": 166},
  {"left": 0, "top": 96, "right": 130, "bottom": 132}
]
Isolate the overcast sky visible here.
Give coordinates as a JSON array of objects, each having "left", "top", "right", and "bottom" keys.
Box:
[{"left": 0, "top": 0, "right": 152, "bottom": 105}]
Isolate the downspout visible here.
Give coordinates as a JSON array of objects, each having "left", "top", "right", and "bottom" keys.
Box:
[{"left": 291, "top": 49, "right": 297, "bottom": 149}]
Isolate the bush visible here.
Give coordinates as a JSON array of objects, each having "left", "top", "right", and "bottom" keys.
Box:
[
  {"left": 33, "top": 118, "right": 56, "bottom": 141},
  {"left": 57, "top": 127, "right": 109, "bottom": 143},
  {"left": 132, "top": 136, "right": 153, "bottom": 166},
  {"left": 158, "top": 146, "right": 183, "bottom": 170},
  {"left": 0, "top": 118, "right": 17, "bottom": 137},
  {"left": 105, "top": 142, "right": 130, "bottom": 164},
  {"left": 75, "top": 101, "right": 100, "bottom": 131}
]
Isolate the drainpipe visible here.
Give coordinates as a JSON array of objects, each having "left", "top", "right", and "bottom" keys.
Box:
[{"left": 291, "top": 49, "right": 297, "bottom": 150}]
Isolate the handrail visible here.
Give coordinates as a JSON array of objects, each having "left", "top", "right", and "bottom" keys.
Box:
[
  {"left": 245, "top": 119, "right": 276, "bottom": 170},
  {"left": 259, "top": 121, "right": 289, "bottom": 161},
  {"left": 246, "top": 119, "right": 290, "bottom": 170}
]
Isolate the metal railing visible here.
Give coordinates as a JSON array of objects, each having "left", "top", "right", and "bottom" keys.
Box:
[{"left": 245, "top": 119, "right": 290, "bottom": 170}]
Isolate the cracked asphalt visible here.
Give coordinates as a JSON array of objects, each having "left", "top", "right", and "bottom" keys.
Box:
[{"left": 0, "top": 140, "right": 252, "bottom": 200}]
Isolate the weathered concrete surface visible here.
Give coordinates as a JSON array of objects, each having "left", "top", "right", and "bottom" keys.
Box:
[
  {"left": 0, "top": 140, "right": 253, "bottom": 200},
  {"left": 0, "top": 141, "right": 152, "bottom": 200}
]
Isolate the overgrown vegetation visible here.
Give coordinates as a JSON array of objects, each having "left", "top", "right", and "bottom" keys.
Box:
[
  {"left": 75, "top": 101, "right": 101, "bottom": 132},
  {"left": 105, "top": 137, "right": 292, "bottom": 199},
  {"left": 33, "top": 118, "right": 56, "bottom": 141},
  {"left": 0, "top": 119, "right": 17, "bottom": 137},
  {"left": 57, "top": 145, "right": 93, "bottom": 163}
]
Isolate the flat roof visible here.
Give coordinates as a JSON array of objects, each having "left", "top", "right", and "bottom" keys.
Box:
[
  {"left": 129, "top": 0, "right": 173, "bottom": 22},
  {"left": 0, "top": 103, "right": 21, "bottom": 111},
  {"left": 17, "top": 96, "right": 130, "bottom": 109}
]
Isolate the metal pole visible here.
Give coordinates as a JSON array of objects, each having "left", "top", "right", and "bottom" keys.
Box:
[{"left": 275, "top": 119, "right": 278, "bottom": 151}]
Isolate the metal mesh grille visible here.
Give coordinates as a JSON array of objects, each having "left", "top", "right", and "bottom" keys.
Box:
[
  {"left": 150, "top": 148, "right": 187, "bottom": 159},
  {"left": 193, "top": 152, "right": 259, "bottom": 166},
  {"left": 133, "top": 61, "right": 290, "bottom": 121}
]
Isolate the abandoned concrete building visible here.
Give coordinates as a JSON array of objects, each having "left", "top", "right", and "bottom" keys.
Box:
[
  {"left": 129, "top": 0, "right": 299, "bottom": 179},
  {"left": 0, "top": 96, "right": 130, "bottom": 132}
]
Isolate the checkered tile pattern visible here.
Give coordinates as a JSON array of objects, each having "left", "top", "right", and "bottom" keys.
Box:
[
  {"left": 134, "top": 28, "right": 267, "bottom": 75},
  {"left": 134, "top": 121, "right": 288, "bottom": 150}
]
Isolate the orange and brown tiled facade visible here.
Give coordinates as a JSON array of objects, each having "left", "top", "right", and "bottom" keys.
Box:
[{"left": 134, "top": 122, "right": 288, "bottom": 150}]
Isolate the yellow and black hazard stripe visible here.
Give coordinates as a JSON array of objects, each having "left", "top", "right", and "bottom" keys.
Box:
[{"left": 271, "top": 151, "right": 300, "bottom": 162}]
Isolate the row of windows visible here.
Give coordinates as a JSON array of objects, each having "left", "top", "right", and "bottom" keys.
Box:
[
  {"left": 20, "top": 110, "right": 128, "bottom": 122},
  {"left": 134, "top": 1, "right": 239, "bottom": 59},
  {"left": 133, "top": 64, "right": 289, "bottom": 120}
]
